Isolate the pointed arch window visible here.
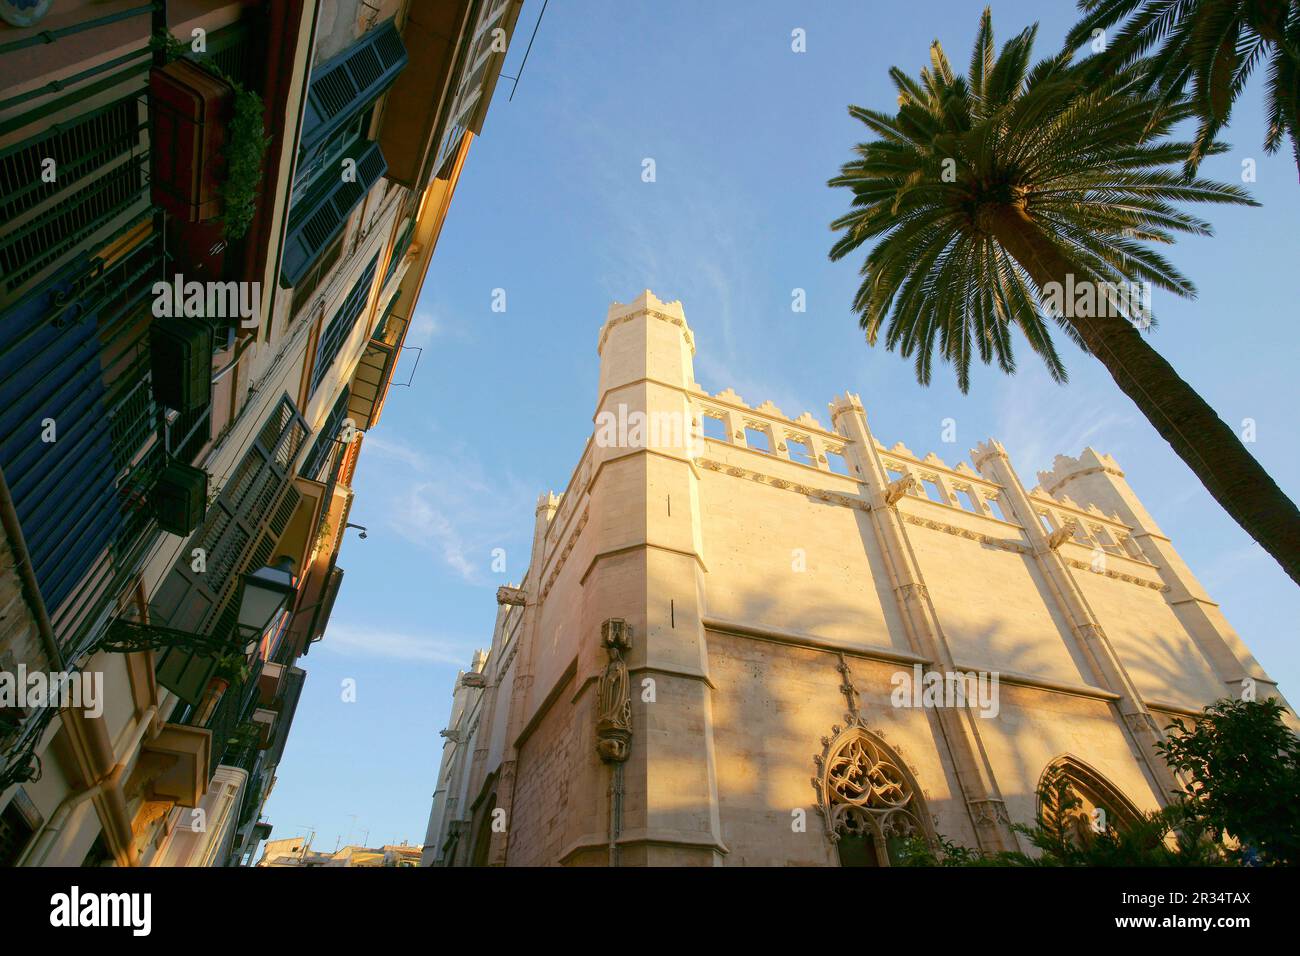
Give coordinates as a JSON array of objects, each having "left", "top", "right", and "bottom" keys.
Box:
[
  {"left": 813, "top": 722, "right": 931, "bottom": 866},
  {"left": 1038, "top": 755, "right": 1142, "bottom": 843}
]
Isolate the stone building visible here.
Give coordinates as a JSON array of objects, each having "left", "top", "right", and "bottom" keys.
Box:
[{"left": 422, "top": 289, "right": 1289, "bottom": 867}]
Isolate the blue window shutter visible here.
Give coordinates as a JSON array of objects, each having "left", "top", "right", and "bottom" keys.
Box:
[
  {"left": 0, "top": 256, "right": 123, "bottom": 615},
  {"left": 281, "top": 140, "right": 387, "bottom": 287},
  {"left": 300, "top": 19, "right": 407, "bottom": 156}
]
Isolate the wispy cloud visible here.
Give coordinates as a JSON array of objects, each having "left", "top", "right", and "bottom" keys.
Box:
[
  {"left": 992, "top": 366, "right": 1138, "bottom": 480},
  {"left": 321, "top": 621, "right": 478, "bottom": 666},
  {"left": 359, "top": 433, "right": 533, "bottom": 584},
  {"left": 405, "top": 301, "right": 472, "bottom": 349}
]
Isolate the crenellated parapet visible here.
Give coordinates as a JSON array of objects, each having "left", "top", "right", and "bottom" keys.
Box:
[
  {"left": 693, "top": 384, "right": 850, "bottom": 474},
  {"left": 597, "top": 289, "right": 695, "bottom": 356},
  {"left": 1037, "top": 448, "right": 1126, "bottom": 496}
]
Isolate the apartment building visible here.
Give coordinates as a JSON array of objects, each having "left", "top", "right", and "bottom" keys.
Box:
[{"left": 0, "top": 0, "right": 522, "bottom": 867}]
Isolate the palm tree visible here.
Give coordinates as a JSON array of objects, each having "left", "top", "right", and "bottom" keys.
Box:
[
  {"left": 1065, "top": 0, "right": 1299, "bottom": 176},
  {"left": 828, "top": 9, "right": 1300, "bottom": 586}
]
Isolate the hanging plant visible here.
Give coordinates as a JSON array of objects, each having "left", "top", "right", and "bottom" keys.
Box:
[
  {"left": 213, "top": 650, "right": 252, "bottom": 685},
  {"left": 217, "top": 85, "right": 272, "bottom": 240},
  {"left": 151, "top": 31, "right": 271, "bottom": 241},
  {"left": 227, "top": 720, "right": 262, "bottom": 752}
]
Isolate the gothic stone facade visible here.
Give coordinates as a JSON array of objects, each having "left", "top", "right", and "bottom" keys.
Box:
[{"left": 421, "top": 290, "right": 1287, "bottom": 867}]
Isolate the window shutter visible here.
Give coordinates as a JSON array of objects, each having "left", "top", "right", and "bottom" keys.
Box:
[
  {"left": 0, "top": 256, "right": 122, "bottom": 614},
  {"left": 299, "top": 19, "right": 408, "bottom": 157},
  {"left": 280, "top": 140, "right": 387, "bottom": 287},
  {"left": 309, "top": 253, "right": 379, "bottom": 396},
  {"left": 300, "top": 387, "right": 351, "bottom": 481},
  {"left": 152, "top": 395, "right": 308, "bottom": 703}
]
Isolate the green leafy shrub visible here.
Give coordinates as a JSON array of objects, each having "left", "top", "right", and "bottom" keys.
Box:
[
  {"left": 897, "top": 698, "right": 1300, "bottom": 866},
  {"left": 1159, "top": 697, "right": 1300, "bottom": 865}
]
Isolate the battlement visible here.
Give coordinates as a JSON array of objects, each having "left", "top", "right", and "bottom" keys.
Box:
[
  {"left": 1037, "top": 447, "right": 1125, "bottom": 495},
  {"left": 597, "top": 288, "right": 695, "bottom": 356}
]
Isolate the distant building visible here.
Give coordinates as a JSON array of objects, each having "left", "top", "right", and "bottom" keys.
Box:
[
  {"left": 260, "top": 836, "right": 419, "bottom": 867},
  {"left": 423, "top": 290, "right": 1291, "bottom": 866}
]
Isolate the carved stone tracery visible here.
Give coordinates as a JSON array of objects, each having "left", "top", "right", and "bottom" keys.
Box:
[{"left": 812, "top": 718, "right": 929, "bottom": 862}]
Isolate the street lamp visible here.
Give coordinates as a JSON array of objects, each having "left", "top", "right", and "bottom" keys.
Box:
[{"left": 237, "top": 556, "right": 297, "bottom": 648}]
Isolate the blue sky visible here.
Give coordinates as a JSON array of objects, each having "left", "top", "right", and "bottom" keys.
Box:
[{"left": 262, "top": 0, "right": 1300, "bottom": 852}]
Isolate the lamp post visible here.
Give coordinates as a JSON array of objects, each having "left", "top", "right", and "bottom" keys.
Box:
[
  {"left": 236, "top": 556, "right": 297, "bottom": 652},
  {"left": 238, "top": 556, "right": 297, "bottom": 627}
]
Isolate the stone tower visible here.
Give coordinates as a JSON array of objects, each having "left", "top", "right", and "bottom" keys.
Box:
[{"left": 423, "top": 291, "right": 1291, "bottom": 867}]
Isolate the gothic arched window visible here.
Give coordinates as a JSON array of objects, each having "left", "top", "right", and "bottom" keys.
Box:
[
  {"left": 1037, "top": 755, "right": 1142, "bottom": 844},
  {"left": 813, "top": 723, "right": 931, "bottom": 867},
  {"left": 470, "top": 792, "right": 497, "bottom": 867}
]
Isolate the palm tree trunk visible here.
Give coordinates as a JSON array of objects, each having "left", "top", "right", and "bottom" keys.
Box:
[{"left": 988, "top": 204, "right": 1300, "bottom": 587}]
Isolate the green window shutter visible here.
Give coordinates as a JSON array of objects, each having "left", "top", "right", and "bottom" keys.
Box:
[
  {"left": 152, "top": 395, "right": 309, "bottom": 704},
  {"left": 383, "top": 216, "right": 415, "bottom": 285},
  {"left": 281, "top": 140, "right": 387, "bottom": 287},
  {"left": 309, "top": 254, "right": 379, "bottom": 396},
  {"left": 300, "top": 19, "right": 407, "bottom": 156}
]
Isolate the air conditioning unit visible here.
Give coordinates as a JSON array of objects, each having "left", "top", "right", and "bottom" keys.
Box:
[
  {"left": 150, "top": 317, "right": 213, "bottom": 412},
  {"left": 151, "top": 459, "right": 208, "bottom": 536}
]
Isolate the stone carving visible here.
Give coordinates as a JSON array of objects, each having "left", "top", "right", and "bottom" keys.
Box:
[
  {"left": 1047, "top": 521, "right": 1077, "bottom": 550},
  {"left": 696, "top": 458, "right": 871, "bottom": 512},
  {"left": 884, "top": 472, "right": 916, "bottom": 505},
  {"left": 541, "top": 508, "right": 589, "bottom": 601},
  {"left": 496, "top": 586, "right": 526, "bottom": 606},
  {"left": 1064, "top": 559, "right": 1167, "bottom": 591},
  {"left": 595, "top": 619, "right": 633, "bottom": 763},
  {"left": 899, "top": 513, "right": 1027, "bottom": 554},
  {"left": 967, "top": 798, "right": 1011, "bottom": 827}
]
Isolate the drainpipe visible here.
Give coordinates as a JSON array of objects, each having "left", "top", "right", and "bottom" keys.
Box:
[
  {"left": 0, "top": 465, "right": 64, "bottom": 672},
  {"left": 18, "top": 704, "right": 159, "bottom": 867},
  {"left": 607, "top": 762, "right": 623, "bottom": 867}
]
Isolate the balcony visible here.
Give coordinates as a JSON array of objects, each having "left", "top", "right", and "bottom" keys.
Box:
[
  {"left": 149, "top": 395, "right": 310, "bottom": 704},
  {"left": 257, "top": 662, "right": 285, "bottom": 707},
  {"left": 375, "top": 1, "right": 469, "bottom": 186},
  {"left": 137, "top": 723, "right": 212, "bottom": 809}
]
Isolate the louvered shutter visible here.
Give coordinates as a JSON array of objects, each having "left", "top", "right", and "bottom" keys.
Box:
[
  {"left": 152, "top": 395, "right": 308, "bottom": 703},
  {"left": 309, "top": 254, "right": 379, "bottom": 395},
  {"left": 280, "top": 141, "right": 387, "bottom": 287},
  {"left": 299, "top": 19, "right": 408, "bottom": 156},
  {"left": 0, "top": 255, "right": 122, "bottom": 614}
]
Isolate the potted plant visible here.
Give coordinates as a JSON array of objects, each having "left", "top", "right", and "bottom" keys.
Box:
[
  {"left": 213, "top": 650, "right": 252, "bottom": 686},
  {"left": 148, "top": 32, "right": 270, "bottom": 240},
  {"left": 194, "top": 651, "right": 251, "bottom": 725}
]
